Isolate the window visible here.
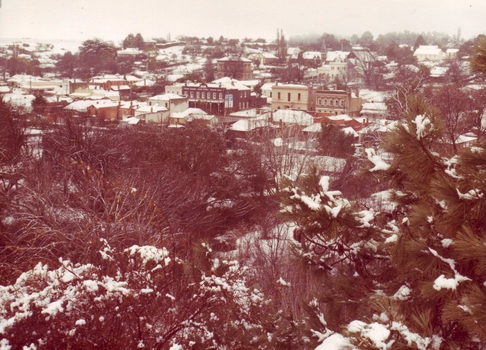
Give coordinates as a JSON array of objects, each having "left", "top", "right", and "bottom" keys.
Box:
[
  {"left": 213, "top": 92, "right": 216, "bottom": 99},
  {"left": 335, "top": 99, "right": 338, "bottom": 106},
  {"left": 190, "top": 92, "right": 194, "bottom": 98},
  {"left": 298, "top": 93, "right": 301, "bottom": 101},
  {"left": 330, "top": 100, "right": 333, "bottom": 106},
  {"left": 196, "top": 92, "right": 200, "bottom": 98},
  {"left": 270, "top": 92, "right": 272, "bottom": 98},
  {"left": 219, "top": 92, "right": 223, "bottom": 99},
  {"left": 278, "top": 92, "right": 281, "bottom": 99},
  {"left": 288, "top": 93, "right": 291, "bottom": 102},
  {"left": 202, "top": 92, "right": 205, "bottom": 99},
  {"left": 340, "top": 100, "right": 344, "bottom": 107},
  {"left": 324, "top": 99, "right": 327, "bottom": 106},
  {"left": 318, "top": 98, "right": 322, "bottom": 105}
]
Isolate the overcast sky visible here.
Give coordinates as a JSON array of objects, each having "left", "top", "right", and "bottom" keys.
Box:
[{"left": 0, "top": 0, "right": 484, "bottom": 43}]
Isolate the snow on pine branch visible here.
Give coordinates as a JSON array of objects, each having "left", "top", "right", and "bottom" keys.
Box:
[
  {"left": 429, "top": 248, "right": 471, "bottom": 291},
  {"left": 286, "top": 175, "right": 349, "bottom": 218},
  {"left": 412, "top": 114, "right": 433, "bottom": 140},
  {"left": 365, "top": 148, "right": 390, "bottom": 172}
]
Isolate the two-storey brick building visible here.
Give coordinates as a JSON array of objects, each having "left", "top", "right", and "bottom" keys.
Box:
[
  {"left": 175, "top": 80, "right": 252, "bottom": 115},
  {"left": 314, "top": 89, "right": 363, "bottom": 117},
  {"left": 216, "top": 57, "right": 253, "bottom": 80}
]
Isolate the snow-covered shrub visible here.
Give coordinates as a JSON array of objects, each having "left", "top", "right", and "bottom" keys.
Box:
[{"left": 0, "top": 241, "right": 268, "bottom": 349}]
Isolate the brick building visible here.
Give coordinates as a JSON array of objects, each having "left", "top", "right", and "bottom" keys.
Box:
[
  {"left": 180, "top": 81, "right": 252, "bottom": 115},
  {"left": 314, "top": 89, "right": 363, "bottom": 117},
  {"left": 216, "top": 56, "right": 253, "bottom": 80}
]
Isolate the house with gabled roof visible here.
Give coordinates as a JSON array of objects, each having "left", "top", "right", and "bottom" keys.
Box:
[
  {"left": 413, "top": 45, "right": 446, "bottom": 62},
  {"left": 64, "top": 99, "right": 120, "bottom": 121},
  {"left": 135, "top": 103, "right": 169, "bottom": 124},
  {"left": 318, "top": 51, "right": 350, "bottom": 81},
  {"left": 270, "top": 109, "right": 314, "bottom": 127},
  {"left": 147, "top": 93, "right": 188, "bottom": 114}
]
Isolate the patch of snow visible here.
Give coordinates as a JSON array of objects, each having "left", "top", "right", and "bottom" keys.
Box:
[
  {"left": 356, "top": 209, "right": 375, "bottom": 228},
  {"left": 393, "top": 285, "right": 411, "bottom": 300},
  {"left": 315, "top": 333, "right": 356, "bottom": 350},
  {"left": 366, "top": 148, "right": 390, "bottom": 172},
  {"left": 276, "top": 277, "right": 291, "bottom": 287},
  {"left": 413, "top": 114, "right": 432, "bottom": 140},
  {"left": 441, "top": 239, "right": 453, "bottom": 248},
  {"left": 125, "top": 245, "right": 171, "bottom": 266},
  {"left": 347, "top": 321, "right": 391, "bottom": 348}
]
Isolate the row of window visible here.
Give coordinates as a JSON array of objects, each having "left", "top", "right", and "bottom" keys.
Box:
[
  {"left": 276, "top": 92, "right": 302, "bottom": 101},
  {"left": 273, "top": 93, "right": 343, "bottom": 107},
  {"left": 317, "top": 98, "right": 345, "bottom": 107},
  {"left": 188, "top": 91, "right": 249, "bottom": 99},
  {"left": 189, "top": 91, "right": 223, "bottom": 100}
]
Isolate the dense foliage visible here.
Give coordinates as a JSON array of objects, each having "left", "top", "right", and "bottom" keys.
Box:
[{"left": 281, "top": 96, "right": 486, "bottom": 349}]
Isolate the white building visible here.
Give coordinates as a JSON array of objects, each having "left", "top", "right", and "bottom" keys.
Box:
[{"left": 413, "top": 45, "right": 446, "bottom": 62}]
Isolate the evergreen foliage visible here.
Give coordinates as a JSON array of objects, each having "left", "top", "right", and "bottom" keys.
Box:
[
  {"left": 317, "top": 122, "right": 356, "bottom": 158},
  {"left": 282, "top": 96, "right": 486, "bottom": 349},
  {"left": 470, "top": 35, "right": 486, "bottom": 77}
]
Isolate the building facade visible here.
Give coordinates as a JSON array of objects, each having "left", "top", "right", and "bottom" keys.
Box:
[
  {"left": 216, "top": 57, "right": 253, "bottom": 80},
  {"left": 314, "top": 89, "right": 363, "bottom": 116},
  {"left": 147, "top": 93, "right": 188, "bottom": 114},
  {"left": 413, "top": 45, "right": 446, "bottom": 62},
  {"left": 180, "top": 82, "right": 252, "bottom": 115},
  {"left": 271, "top": 84, "right": 314, "bottom": 112}
]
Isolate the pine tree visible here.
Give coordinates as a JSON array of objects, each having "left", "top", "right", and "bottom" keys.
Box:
[{"left": 283, "top": 96, "right": 486, "bottom": 349}]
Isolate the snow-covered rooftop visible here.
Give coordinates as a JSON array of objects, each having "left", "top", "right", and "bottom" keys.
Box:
[{"left": 271, "top": 109, "right": 313, "bottom": 126}]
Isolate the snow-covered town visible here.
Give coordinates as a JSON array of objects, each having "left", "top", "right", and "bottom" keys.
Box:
[{"left": 1, "top": 1, "right": 486, "bottom": 349}]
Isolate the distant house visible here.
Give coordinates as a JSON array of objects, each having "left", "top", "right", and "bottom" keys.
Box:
[
  {"left": 227, "top": 115, "right": 269, "bottom": 139},
  {"left": 86, "top": 100, "right": 120, "bottom": 121},
  {"left": 90, "top": 74, "right": 129, "bottom": 91},
  {"left": 147, "top": 93, "right": 188, "bottom": 114},
  {"left": 318, "top": 51, "right": 350, "bottom": 81},
  {"left": 216, "top": 56, "right": 253, "bottom": 80},
  {"left": 429, "top": 66, "right": 448, "bottom": 82},
  {"left": 325, "top": 114, "right": 367, "bottom": 130},
  {"left": 64, "top": 99, "right": 119, "bottom": 121},
  {"left": 134, "top": 104, "right": 169, "bottom": 124},
  {"left": 413, "top": 45, "right": 446, "bottom": 62},
  {"left": 164, "top": 84, "right": 184, "bottom": 96},
  {"left": 287, "top": 47, "right": 302, "bottom": 60},
  {"left": 360, "top": 101, "right": 387, "bottom": 119},
  {"left": 260, "top": 82, "right": 276, "bottom": 101},
  {"left": 314, "top": 89, "right": 363, "bottom": 117},
  {"left": 117, "top": 48, "right": 143, "bottom": 57},
  {"left": 0, "top": 86, "right": 11, "bottom": 95},
  {"left": 3, "top": 92, "right": 35, "bottom": 112},
  {"left": 178, "top": 79, "right": 252, "bottom": 115},
  {"left": 247, "top": 52, "right": 278, "bottom": 66},
  {"left": 270, "top": 109, "right": 314, "bottom": 127},
  {"left": 302, "top": 51, "right": 322, "bottom": 61},
  {"left": 169, "top": 108, "right": 212, "bottom": 126},
  {"left": 7, "top": 75, "right": 62, "bottom": 94},
  {"left": 271, "top": 84, "right": 314, "bottom": 112},
  {"left": 119, "top": 100, "right": 145, "bottom": 118},
  {"left": 446, "top": 48, "right": 459, "bottom": 59}
]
